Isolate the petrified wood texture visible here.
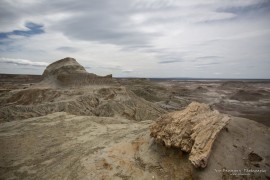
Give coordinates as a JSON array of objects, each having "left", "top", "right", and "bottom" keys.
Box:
[{"left": 150, "top": 102, "right": 230, "bottom": 168}]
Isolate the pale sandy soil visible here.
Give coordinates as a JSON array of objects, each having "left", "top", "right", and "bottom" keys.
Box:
[
  {"left": 0, "top": 75, "right": 269, "bottom": 179},
  {"left": 0, "top": 113, "right": 269, "bottom": 179}
]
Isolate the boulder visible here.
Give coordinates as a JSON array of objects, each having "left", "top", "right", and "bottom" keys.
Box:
[{"left": 150, "top": 102, "right": 230, "bottom": 168}]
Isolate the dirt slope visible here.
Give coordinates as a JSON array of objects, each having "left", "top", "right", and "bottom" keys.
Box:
[
  {"left": 0, "top": 112, "right": 194, "bottom": 180},
  {"left": 0, "top": 86, "right": 165, "bottom": 122},
  {"left": 0, "top": 112, "right": 269, "bottom": 180}
]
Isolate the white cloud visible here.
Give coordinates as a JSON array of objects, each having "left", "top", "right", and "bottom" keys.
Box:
[{"left": 0, "top": 57, "right": 48, "bottom": 67}]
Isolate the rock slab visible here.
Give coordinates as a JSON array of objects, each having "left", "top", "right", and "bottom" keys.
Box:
[{"left": 150, "top": 102, "right": 230, "bottom": 168}]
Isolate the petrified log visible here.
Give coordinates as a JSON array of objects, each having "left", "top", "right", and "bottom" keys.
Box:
[{"left": 150, "top": 102, "right": 230, "bottom": 168}]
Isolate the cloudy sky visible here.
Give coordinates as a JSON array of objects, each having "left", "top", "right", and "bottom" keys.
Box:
[{"left": 0, "top": 0, "right": 270, "bottom": 78}]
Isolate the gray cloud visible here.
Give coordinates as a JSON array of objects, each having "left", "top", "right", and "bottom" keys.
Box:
[
  {"left": 195, "top": 62, "right": 222, "bottom": 68},
  {"left": 200, "top": 62, "right": 221, "bottom": 66},
  {"left": 96, "top": 65, "right": 122, "bottom": 71},
  {"left": 84, "top": 66, "right": 91, "bottom": 69},
  {"left": 95, "top": 65, "right": 133, "bottom": 74},
  {"left": 122, "top": 69, "right": 133, "bottom": 73},
  {"left": 217, "top": 0, "right": 270, "bottom": 18},
  {"left": 158, "top": 59, "right": 183, "bottom": 64},
  {"left": 0, "top": 0, "right": 270, "bottom": 78},
  {"left": 1, "top": 0, "right": 268, "bottom": 49},
  {"left": 192, "top": 56, "right": 223, "bottom": 62},
  {"left": 196, "top": 56, "right": 222, "bottom": 60},
  {"left": 56, "top": 46, "right": 78, "bottom": 53},
  {"left": 42, "top": 0, "right": 160, "bottom": 48}
]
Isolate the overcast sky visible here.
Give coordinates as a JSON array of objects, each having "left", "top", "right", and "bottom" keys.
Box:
[{"left": 0, "top": 0, "right": 270, "bottom": 78}]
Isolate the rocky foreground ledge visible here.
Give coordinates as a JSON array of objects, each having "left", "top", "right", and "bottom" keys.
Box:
[{"left": 150, "top": 102, "right": 230, "bottom": 168}]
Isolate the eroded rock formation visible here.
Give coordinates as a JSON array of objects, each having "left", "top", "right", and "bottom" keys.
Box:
[
  {"left": 42, "top": 57, "right": 113, "bottom": 86},
  {"left": 150, "top": 102, "right": 230, "bottom": 168},
  {"left": 42, "top": 57, "right": 88, "bottom": 78}
]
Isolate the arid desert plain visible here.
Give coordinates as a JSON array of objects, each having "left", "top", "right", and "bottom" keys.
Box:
[{"left": 0, "top": 58, "right": 269, "bottom": 180}]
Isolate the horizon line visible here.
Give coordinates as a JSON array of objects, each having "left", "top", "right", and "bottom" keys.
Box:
[{"left": 0, "top": 73, "right": 270, "bottom": 80}]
